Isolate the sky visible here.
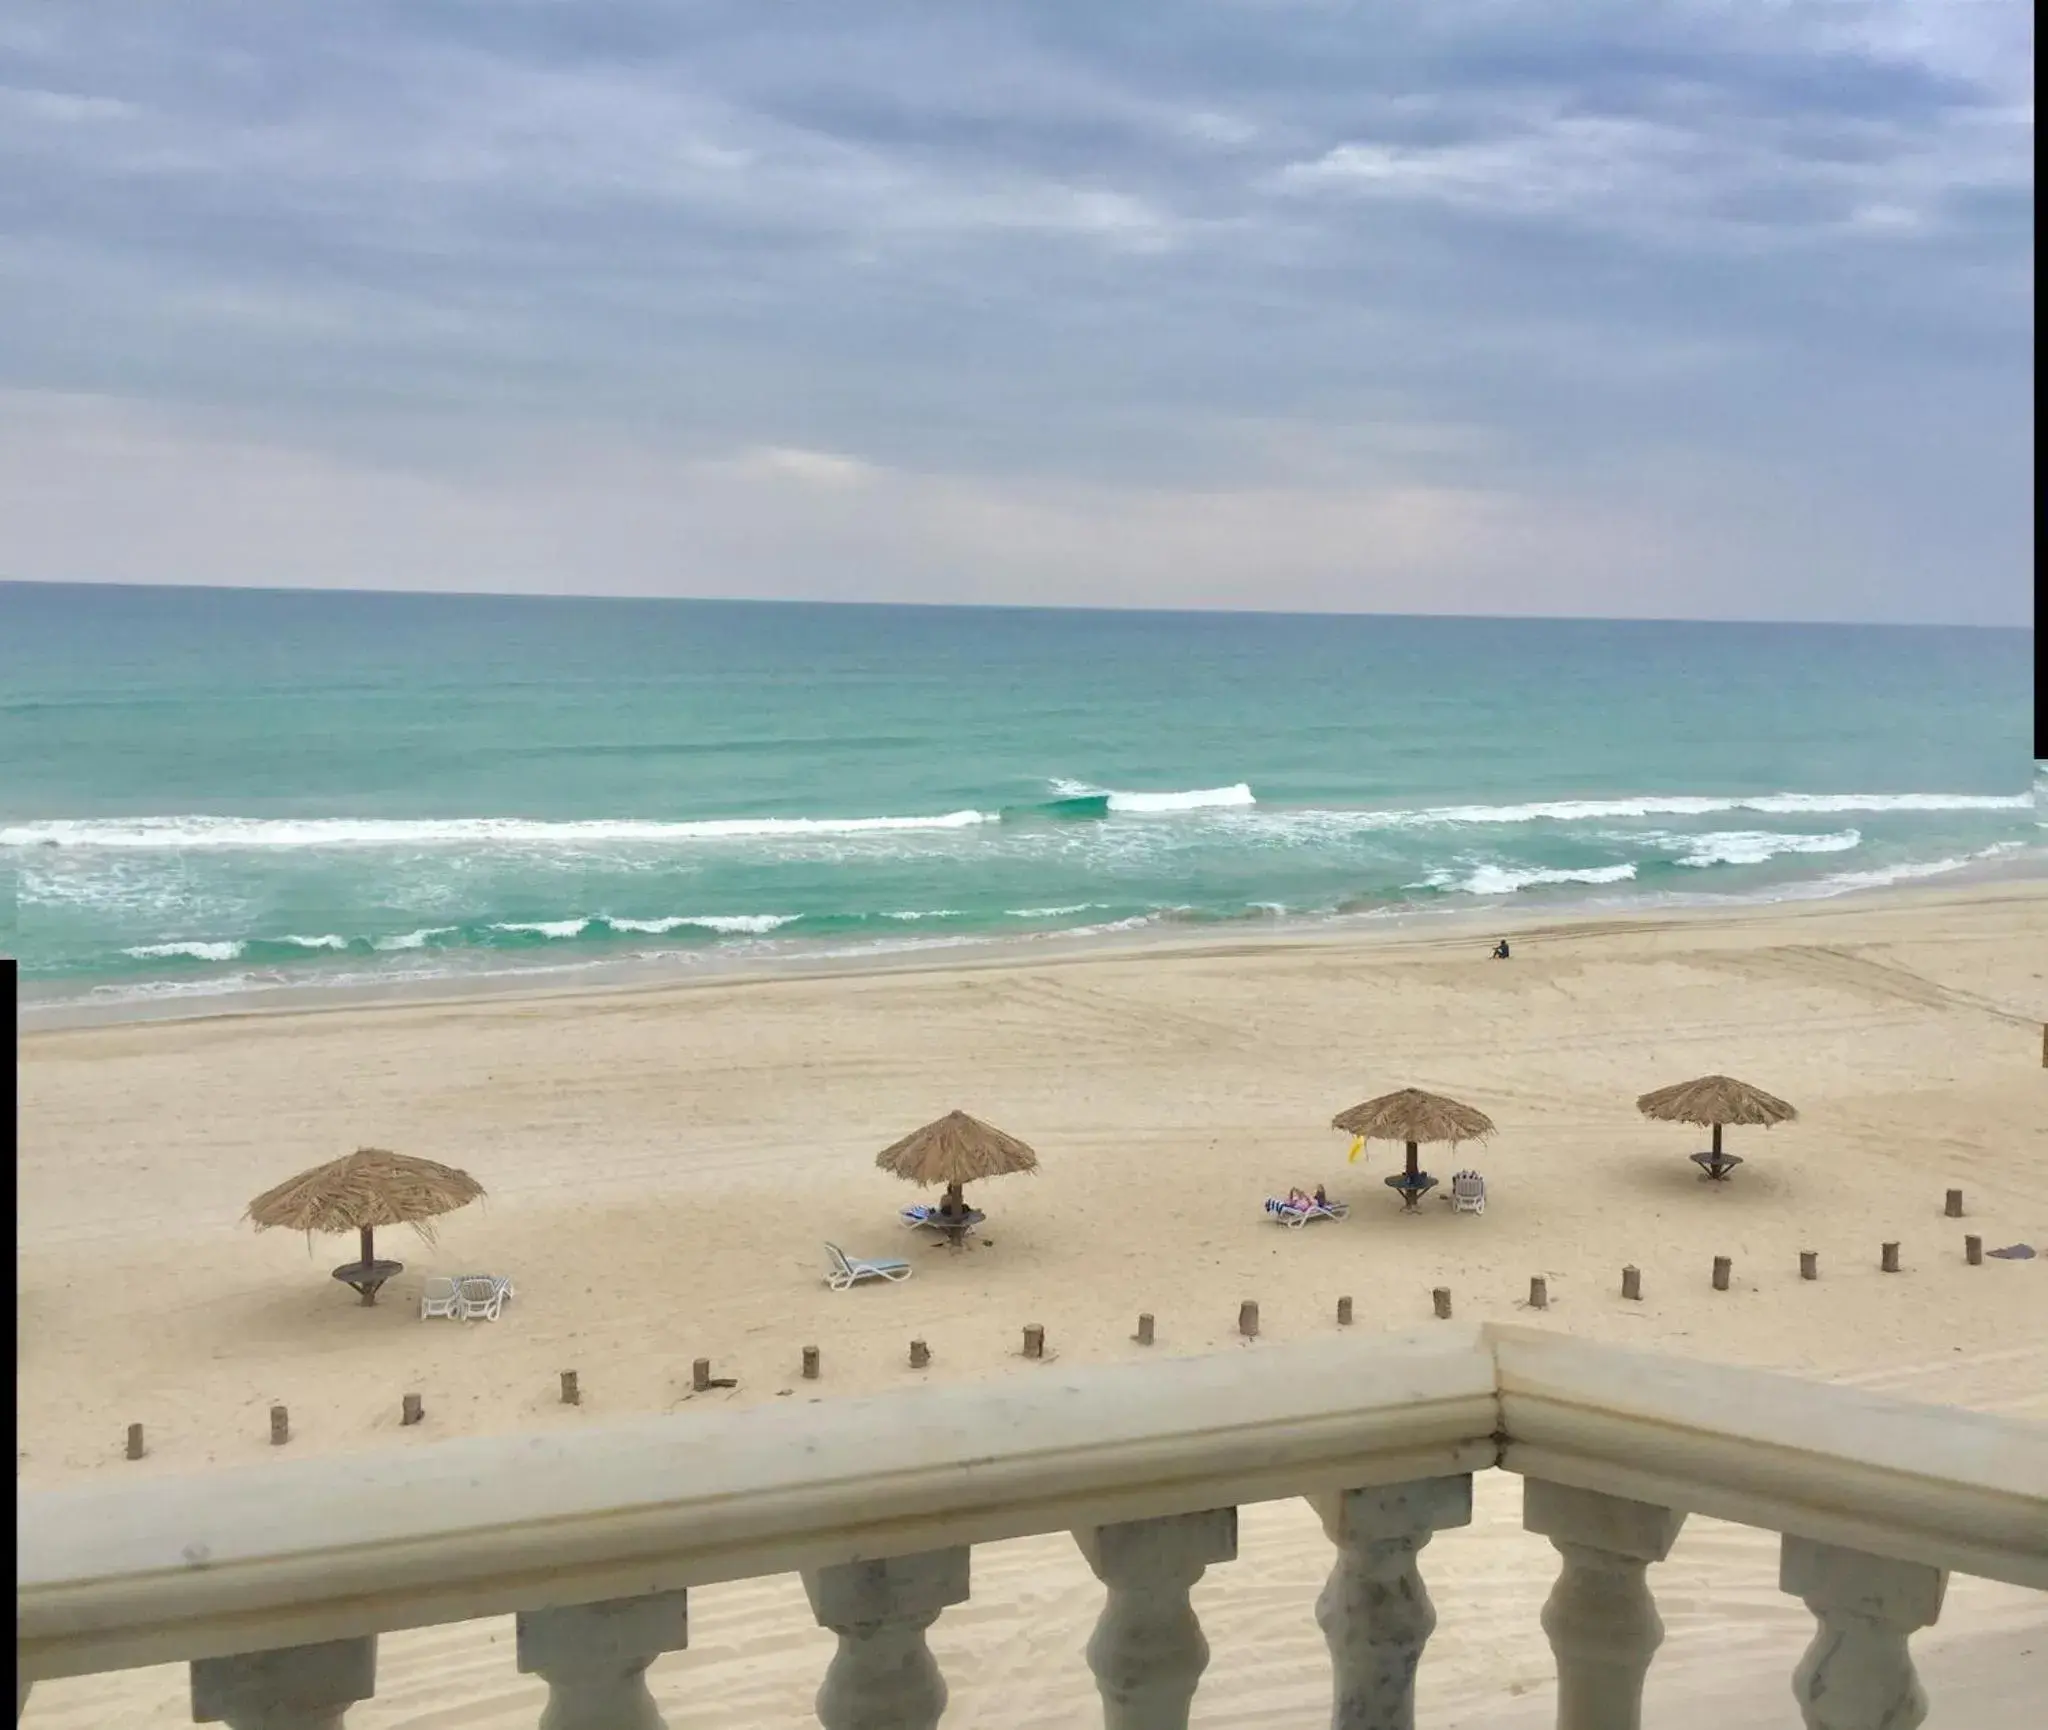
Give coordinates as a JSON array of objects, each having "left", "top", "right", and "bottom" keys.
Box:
[{"left": 0, "top": 2, "right": 2034, "bottom": 624}]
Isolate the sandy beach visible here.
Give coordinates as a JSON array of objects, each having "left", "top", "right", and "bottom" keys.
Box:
[{"left": 17, "top": 879, "right": 2048, "bottom": 1727}]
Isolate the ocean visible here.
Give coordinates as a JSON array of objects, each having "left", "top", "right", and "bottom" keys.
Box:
[{"left": 2, "top": 582, "right": 2037, "bottom": 1016}]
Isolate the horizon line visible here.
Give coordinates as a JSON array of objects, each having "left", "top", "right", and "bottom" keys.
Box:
[{"left": 0, "top": 575, "right": 2032, "bottom": 633}]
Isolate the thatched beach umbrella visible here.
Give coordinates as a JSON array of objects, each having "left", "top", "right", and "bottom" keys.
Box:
[
  {"left": 1332, "top": 1088, "right": 1496, "bottom": 1187},
  {"left": 1637, "top": 1075, "right": 1796, "bottom": 1173},
  {"left": 876, "top": 1110, "right": 1039, "bottom": 1215},
  {"left": 246, "top": 1147, "right": 485, "bottom": 1304}
]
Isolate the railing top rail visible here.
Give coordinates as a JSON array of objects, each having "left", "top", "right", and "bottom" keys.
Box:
[
  {"left": 16, "top": 1325, "right": 2047, "bottom": 1681},
  {"left": 18, "top": 1325, "right": 1498, "bottom": 1678},
  {"left": 1489, "top": 1326, "right": 2048, "bottom": 1589}
]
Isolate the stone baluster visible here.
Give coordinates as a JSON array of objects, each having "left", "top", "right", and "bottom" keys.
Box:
[
  {"left": 1522, "top": 1478, "right": 1685, "bottom": 1730},
  {"left": 803, "top": 1547, "right": 971, "bottom": 1730},
  {"left": 1074, "top": 1507, "right": 1238, "bottom": 1730},
  {"left": 189, "top": 1637, "right": 377, "bottom": 1730},
  {"left": 1781, "top": 1536, "right": 1946, "bottom": 1730},
  {"left": 1311, "top": 1474, "right": 1473, "bottom": 1730},
  {"left": 515, "top": 1591, "right": 689, "bottom": 1730}
]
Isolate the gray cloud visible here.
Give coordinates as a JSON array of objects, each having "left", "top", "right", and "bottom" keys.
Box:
[{"left": 0, "top": 1, "right": 2033, "bottom": 622}]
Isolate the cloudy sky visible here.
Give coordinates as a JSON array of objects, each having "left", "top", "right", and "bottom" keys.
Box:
[{"left": 0, "top": 2, "right": 2033, "bottom": 623}]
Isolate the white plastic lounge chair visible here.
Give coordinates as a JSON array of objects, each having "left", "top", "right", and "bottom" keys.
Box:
[
  {"left": 825, "top": 1242, "right": 913, "bottom": 1291},
  {"left": 454, "top": 1274, "right": 512, "bottom": 1321},
  {"left": 452, "top": 1273, "right": 515, "bottom": 1309},
  {"left": 419, "top": 1276, "right": 460, "bottom": 1321},
  {"left": 1448, "top": 1171, "right": 1486, "bottom": 1215}
]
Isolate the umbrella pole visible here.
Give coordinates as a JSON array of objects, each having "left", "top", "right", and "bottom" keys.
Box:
[
  {"left": 1405, "top": 1141, "right": 1419, "bottom": 1182},
  {"left": 360, "top": 1225, "right": 375, "bottom": 1266},
  {"left": 1711, "top": 1124, "right": 1723, "bottom": 1159}
]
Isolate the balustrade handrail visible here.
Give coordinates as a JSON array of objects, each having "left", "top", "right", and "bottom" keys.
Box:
[
  {"left": 1491, "top": 1325, "right": 2048, "bottom": 1588},
  {"left": 16, "top": 1323, "right": 2047, "bottom": 1687}
]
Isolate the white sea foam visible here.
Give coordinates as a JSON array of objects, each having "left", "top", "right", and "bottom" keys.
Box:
[
  {"left": 1430, "top": 862, "right": 1639, "bottom": 896},
  {"left": 881, "top": 910, "right": 963, "bottom": 921},
  {"left": 603, "top": 913, "right": 798, "bottom": 935},
  {"left": 1004, "top": 904, "right": 1098, "bottom": 918},
  {"left": 89, "top": 971, "right": 268, "bottom": 1000},
  {"left": 491, "top": 919, "right": 592, "bottom": 939},
  {"left": 279, "top": 933, "right": 350, "bottom": 950},
  {"left": 1049, "top": 779, "right": 1256, "bottom": 813},
  {"left": 1797, "top": 843, "right": 2027, "bottom": 897},
  {"left": 3, "top": 789, "right": 2020, "bottom": 853},
  {"left": 1379, "top": 792, "right": 2026, "bottom": 827},
  {"left": 374, "top": 927, "right": 457, "bottom": 951},
  {"left": 1, "top": 811, "right": 995, "bottom": 849},
  {"left": 1062, "top": 912, "right": 1166, "bottom": 938},
  {"left": 1660, "top": 829, "right": 1863, "bottom": 868},
  {"left": 121, "top": 940, "right": 245, "bottom": 961},
  {"left": 1110, "top": 783, "right": 1255, "bottom": 813},
  {"left": 1743, "top": 793, "right": 2029, "bottom": 815}
]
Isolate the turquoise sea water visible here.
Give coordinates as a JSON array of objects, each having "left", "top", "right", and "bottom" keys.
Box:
[{"left": 1, "top": 582, "right": 2037, "bottom": 1013}]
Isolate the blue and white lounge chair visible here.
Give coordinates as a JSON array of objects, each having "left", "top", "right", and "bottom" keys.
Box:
[
  {"left": 825, "top": 1242, "right": 913, "bottom": 1291},
  {"left": 1264, "top": 1195, "right": 1349, "bottom": 1228}
]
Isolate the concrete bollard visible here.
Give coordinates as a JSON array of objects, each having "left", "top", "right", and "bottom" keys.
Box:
[
  {"left": 1621, "top": 1265, "right": 1641, "bottom": 1301},
  {"left": 560, "top": 1370, "right": 580, "bottom": 1406},
  {"left": 692, "top": 1358, "right": 712, "bottom": 1393},
  {"left": 126, "top": 1423, "right": 145, "bottom": 1461},
  {"left": 1800, "top": 1250, "right": 1818, "bottom": 1281},
  {"left": 1945, "top": 1189, "right": 1964, "bottom": 1219},
  {"left": 1712, "top": 1256, "right": 1732, "bottom": 1292},
  {"left": 401, "top": 1394, "right": 423, "bottom": 1427},
  {"left": 269, "top": 1404, "right": 289, "bottom": 1446},
  {"left": 909, "top": 1339, "right": 930, "bottom": 1369},
  {"left": 1336, "top": 1295, "right": 1353, "bottom": 1326},
  {"left": 1432, "top": 1287, "right": 1452, "bottom": 1320},
  {"left": 1238, "top": 1300, "right": 1259, "bottom": 1340},
  {"left": 1023, "top": 1324, "right": 1045, "bottom": 1360},
  {"left": 1528, "top": 1276, "right": 1548, "bottom": 1310},
  {"left": 801, "top": 1346, "right": 820, "bottom": 1380},
  {"left": 1881, "top": 1242, "right": 1900, "bottom": 1273},
  {"left": 1134, "top": 1313, "right": 1155, "bottom": 1346},
  {"left": 1966, "top": 1235, "right": 1983, "bottom": 1266}
]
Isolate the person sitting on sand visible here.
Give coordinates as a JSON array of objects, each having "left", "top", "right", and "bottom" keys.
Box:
[{"left": 1492, "top": 939, "right": 1511, "bottom": 959}]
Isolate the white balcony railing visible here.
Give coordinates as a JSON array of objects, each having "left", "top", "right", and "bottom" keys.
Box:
[{"left": 16, "top": 1322, "right": 2047, "bottom": 1730}]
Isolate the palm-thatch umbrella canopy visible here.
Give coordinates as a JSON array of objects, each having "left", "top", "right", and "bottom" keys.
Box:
[
  {"left": 1636, "top": 1075, "right": 1797, "bottom": 1164},
  {"left": 876, "top": 1110, "right": 1039, "bottom": 1214},
  {"left": 246, "top": 1147, "right": 485, "bottom": 1303},
  {"left": 1332, "top": 1087, "right": 1496, "bottom": 1184}
]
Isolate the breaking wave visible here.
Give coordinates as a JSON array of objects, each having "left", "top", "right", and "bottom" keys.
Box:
[
  {"left": 1423, "top": 862, "right": 1639, "bottom": 897},
  {"left": 6, "top": 789, "right": 2022, "bottom": 853},
  {"left": 1657, "top": 829, "right": 1863, "bottom": 868}
]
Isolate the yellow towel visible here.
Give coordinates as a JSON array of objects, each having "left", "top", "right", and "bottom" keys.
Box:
[{"left": 1347, "top": 1136, "right": 1364, "bottom": 1163}]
